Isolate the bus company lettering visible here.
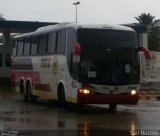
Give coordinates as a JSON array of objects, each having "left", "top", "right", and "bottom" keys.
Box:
[{"left": 40, "top": 58, "right": 51, "bottom": 68}]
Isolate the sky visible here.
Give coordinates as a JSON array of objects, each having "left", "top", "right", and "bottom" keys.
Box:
[{"left": 0, "top": 0, "right": 160, "bottom": 25}]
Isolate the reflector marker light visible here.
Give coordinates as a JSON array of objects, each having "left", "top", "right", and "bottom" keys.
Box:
[{"left": 74, "top": 42, "right": 81, "bottom": 56}]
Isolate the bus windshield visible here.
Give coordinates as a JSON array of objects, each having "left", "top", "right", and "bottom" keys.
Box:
[
  {"left": 77, "top": 28, "right": 137, "bottom": 48},
  {"left": 77, "top": 29, "right": 139, "bottom": 85}
]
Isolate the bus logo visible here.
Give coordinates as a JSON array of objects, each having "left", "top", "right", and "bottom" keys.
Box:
[{"left": 53, "top": 56, "right": 58, "bottom": 75}]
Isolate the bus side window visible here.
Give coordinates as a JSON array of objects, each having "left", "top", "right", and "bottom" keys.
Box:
[
  {"left": 57, "top": 30, "right": 66, "bottom": 53},
  {"left": 66, "top": 28, "right": 76, "bottom": 75},
  {"left": 24, "top": 38, "right": 31, "bottom": 55},
  {"left": 39, "top": 35, "right": 48, "bottom": 54},
  {"left": 48, "top": 32, "right": 57, "bottom": 54},
  {"left": 12, "top": 40, "right": 17, "bottom": 56},
  {"left": 31, "top": 37, "right": 39, "bottom": 55},
  {"left": 0, "top": 54, "right": 2, "bottom": 67},
  {"left": 5, "top": 53, "right": 11, "bottom": 67},
  {"left": 17, "top": 40, "right": 24, "bottom": 56}
]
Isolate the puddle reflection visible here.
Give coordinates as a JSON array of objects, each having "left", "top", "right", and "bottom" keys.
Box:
[
  {"left": 130, "top": 121, "right": 138, "bottom": 136},
  {"left": 0, "top": 95, "right": 142, "bottom": 136},
  {"left": 0, "top": 107, "right": 139, "bottom": 135}
]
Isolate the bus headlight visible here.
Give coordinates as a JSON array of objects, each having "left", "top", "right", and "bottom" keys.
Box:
[
  {"left": 131, "top": 89, "right": 137, "bottom": 95},
  {"left": 79, "top": 89, "right": 90, "bottom": 94}
]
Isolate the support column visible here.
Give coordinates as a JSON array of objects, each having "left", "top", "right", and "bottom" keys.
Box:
[
  {"left": 139, "top": 33, "right": 148, "bottom": 48},
  {"left": 2, "top": 30, "right": 11, "bottom": 45}
]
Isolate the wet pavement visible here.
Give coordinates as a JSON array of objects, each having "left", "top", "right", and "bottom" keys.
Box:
[{"left": 0, "top": 89, "right": 160, "bottom": 136}]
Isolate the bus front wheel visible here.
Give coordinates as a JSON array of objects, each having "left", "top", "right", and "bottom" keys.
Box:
[
  {"left": 109, "top": 104, "right": 117, "bottom": 111},
  {"left": 57, "top": 85, "right": 66, "bottom": 107}
]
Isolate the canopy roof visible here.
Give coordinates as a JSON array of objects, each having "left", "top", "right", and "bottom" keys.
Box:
[{"left": 0, "top": 20, "right": 58, "bottom": 33}]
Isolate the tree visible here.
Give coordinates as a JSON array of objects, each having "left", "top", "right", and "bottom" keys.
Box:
[
  {"left": 135, "top": 13, "right": 160, "bottom": 51},
  {"left": 135, "top": 13, "right": 155, "bottom": 29},
  {"left": 148, "top": 26, "right": 160, "bottom": 51}
]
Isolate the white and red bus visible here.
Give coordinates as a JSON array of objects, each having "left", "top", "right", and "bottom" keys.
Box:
[{"left": 11, "top": 23, "right": 140, "bottom": 110}]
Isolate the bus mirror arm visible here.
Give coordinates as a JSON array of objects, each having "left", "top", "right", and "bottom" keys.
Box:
[
  {"left": 70, "top": 52, "right": 73, "bottom": 73},
  {"left": 139, "top": 47, "right": 152, "bottom": 59}
]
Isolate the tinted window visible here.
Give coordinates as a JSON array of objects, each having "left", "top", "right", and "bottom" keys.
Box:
[
  {"left": 66, "top": 28, "right": 76, "bottom": 74},
  {"left": 0, "top": 54, "right": 2, "bottom": 67},
  {"left": 5, "top": 53, "right": 11, "bottom": 67},
  {"left": 79, "top": 48, "right": 139, "bottom": 85},
  {"left": 77, "top": 29, "right": 137, "bottom": 48},
  {"left": 57, "top": 30, "right": 66, "bottom": 53},
  {"left": 48, "top": 32, "right": 57, "bottom": 53},
  {"left": 17, "top": 40, "right": 24, "bottom": 56},
  {"left": 12, "top": 41, "right": 17, "bottom": 56},
  {"left": 31, "top": 37, "right": 39, "bottom": 55},
  {"left": 24, "top": 38, "right": 31, "bottom": 55},
  {"left": 39, "top": 35, "right": 48, "bottom": 54}
]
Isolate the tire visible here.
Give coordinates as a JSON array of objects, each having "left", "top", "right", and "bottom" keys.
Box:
[
  {"left": 20, "top": 83, "right": 27, "bottom": 102},
  {"left": 109, "top": 104, "right": 117, "bottom": 111},
  {"left": 26, "top": 83, "right": 36, "bottom": 103},
  {"left": 57, "top": 85, "right": 66, "bottom": 107}
]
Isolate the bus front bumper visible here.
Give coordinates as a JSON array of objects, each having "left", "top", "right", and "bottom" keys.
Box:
[{"left": 77, "top": 93, "right": 139, "bottom": 105}]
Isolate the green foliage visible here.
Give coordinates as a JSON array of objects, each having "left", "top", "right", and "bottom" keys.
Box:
[
  {"left": 135, "top": 13, "right": 160, "bottom": 51},
  {"left": 135, "top": 13, "right": 155, "bottom": 29},
  {"left": 148, "top": 26, "right": 160, "bottom": 51}
]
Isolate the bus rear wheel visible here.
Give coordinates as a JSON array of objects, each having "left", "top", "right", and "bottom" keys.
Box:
[
  {"left": 26, "top": 83, "right": 36, "bottom": 103},
  {"left": 20, "top": 83, "right": 27, "bottom": 102}
]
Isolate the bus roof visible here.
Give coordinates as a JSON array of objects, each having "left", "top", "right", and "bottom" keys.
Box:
[{"left": 14, "top": 23, "right": 135, "bottom": 39}]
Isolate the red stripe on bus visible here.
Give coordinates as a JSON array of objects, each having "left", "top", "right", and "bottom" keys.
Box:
[
  {"left": 12, "top": 71, "right": 41, "bottom": 83},
  {"left": 77, "top": 92, "right": 139, "bottom": 105},
  {"left": 12, "top": 58, "right": 33, "bottom": 70}
]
